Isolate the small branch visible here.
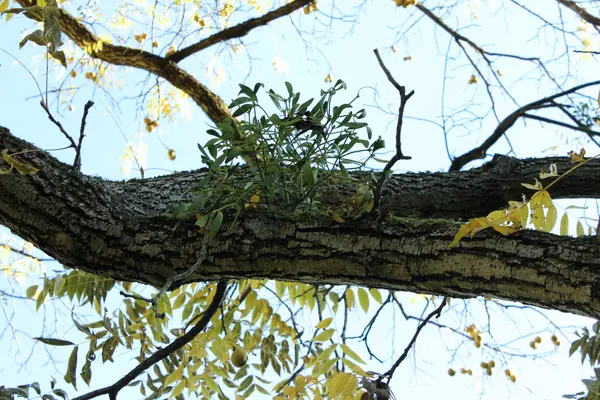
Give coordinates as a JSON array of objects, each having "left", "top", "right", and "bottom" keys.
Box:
[
  {"left": 381, "top": 297, "right": 447, "bottom": 383},
  {"left": 522, "top": 113, "right": 600, "bottom": 137},
  {"left": 372, "top": 48, "right": 414, "bottom": 213},
  {"left": 120, "top": 219, "right": 213, "bottom": 319},
  {"left": 74, "top": 280, "right": 228, "bottom": 400},
  {"left": 166, "top": 0, "right": 311, "bottom": 63},
  {"left": 40, "top": 101, "right": 77, "bottom": 150},
  {"left": 557, "top": 0, "right": 600, "bottom": 33},
  {"left": 450, "top": 79, "right": 600, "bottom": 171},
  {"left": 73, "top": 101, "right": 94, "bottom": 171}
]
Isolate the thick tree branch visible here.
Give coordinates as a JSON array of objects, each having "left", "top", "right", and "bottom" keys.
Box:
[
  {"left": 166, "top": 0, "right": 311, "bottom": 63},
  {"left": 14, "top": 0, "right": 231, "bottom": 123},
  {"left": 2, "top": 127, "right": 600, "bottom": 319}
]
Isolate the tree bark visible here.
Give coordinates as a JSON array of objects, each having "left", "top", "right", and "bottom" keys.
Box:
[{"left": 2, "top": 126, "right": 600, "bottom": 318}]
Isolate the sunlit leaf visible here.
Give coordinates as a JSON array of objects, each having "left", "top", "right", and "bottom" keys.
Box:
[
  {"left": 313, "top": 329, "right": 335, "bottom": 342},
  {"left": 315, "top": 318, "right": 332, "bottom": 330},
  {"left": 560, "top": 213, "right": 569, "bottom": 236}
]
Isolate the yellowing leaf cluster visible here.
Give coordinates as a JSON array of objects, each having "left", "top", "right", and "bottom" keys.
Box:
[
  {"left": 451, "top": 153, "right": 600, "bottom": 246},
  {"left": 303, "top": 1, "right": 318, "bottom": 14},
  {"left": 394, "top": 0, "right": 416, "bottom": 8}
]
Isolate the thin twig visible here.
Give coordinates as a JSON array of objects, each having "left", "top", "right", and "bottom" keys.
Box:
[
  {"left": 75, "top": 280, "right": 227, "bottom": 400},
  {"left": 372, "top": 48, "right": 415, "bottom": 214},
  {"left": 40, "top": 101, "right": 77, "bottom": 150},
  {"left": 166, "top": 0, "right": 311, "bottom": 63},
  {"left": 74, "top": 100, "right": 94, "bottom": 170},
  {"left": 381, "top": 297, "right": 447, "bottom": 384}
]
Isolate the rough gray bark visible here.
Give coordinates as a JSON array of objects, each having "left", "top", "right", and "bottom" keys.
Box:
[{"left": 1, "top": 126, "right": 600, "bottom": 318}]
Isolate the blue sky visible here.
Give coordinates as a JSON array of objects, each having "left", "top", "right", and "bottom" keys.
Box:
[{"left": 1, "top": 0, "right": 600, "bottom": 398}]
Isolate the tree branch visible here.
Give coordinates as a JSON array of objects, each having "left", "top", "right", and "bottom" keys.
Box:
[
  {"left": 3, "top": 126, "right": 600, "bottom": 318},
  {"left": 450, "top": 79, "right": 600, "bottom": 171},
  {"left": 557, "top": 0, "right": 600, "bottom": 33},
  {"left": 382, "top": 298, "right": 447, "bottom": 383},
  {"left": 73, "top": 280, "right": 228, "bottom": 400},
  {"left": 166, "top": 0, "right": 311, "bottom": 63},
  {"left": 14, "top": 0, "right": 231, "bottom": 124}
]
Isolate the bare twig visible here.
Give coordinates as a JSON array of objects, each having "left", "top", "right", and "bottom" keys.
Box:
[
  {"left": 40, "top": 101, "right": 77, "bottom": 150},
  {"left": 372, "top": 48, "right": 414, "bottom": 212},
  {"left": 75, "top": 280, "right": 228, "bottom": 400},
  {"left": 73, "top": 100, "right": 94, "bottom": 170},
  {"left": 381, "top": 297, "right": 447, "bottom": 383},
  {"left": 450, "top": 79, "right": 600, "bottom": 171}
]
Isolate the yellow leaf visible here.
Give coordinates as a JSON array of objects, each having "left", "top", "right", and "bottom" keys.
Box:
[
  {"left": 539, "top": 163, "right": 558, "bottom": 179},
  {"left": 204, "top": 374, "right": 219, "bottom": 393},
  {"left": 531, "top": 205, "right": 546, "bottom": 232},
  {"left": 468, "top": 74, "right": 477, "bottom": 84},
  {"left": 546, "top": 204, "right": 557, "bottom": 232},
  {"left": 313, "top": 329, "right": 335, "bottom": 342},
  {"left": 491, "top": 225, "right": 518, "bottom": 236},
  {"left": 568, "top": 148, "right": 586, "bottom": 163},
  {"left": 2, "top": 150, "right": 39, "bottom": 175},
  {"left": 530, "top": 190, "right": 552, "bottom": 208},
  {"left": 369, "top": 288, "right": 383, "bottom": 304},
  {"left": 315, "top": 317, "right": 332, "bottom": 330},
  {"left": 164, "top": 362, "right": 185, "bottom": 387},
  {"left": 357, "top": 288, "right": 369, "bottom": 313},
  {"left": 519, "top": 205, "right": 529, "bottom": 228},
  {"left": 345, "top": 288, "right": 355, "bottom": 310},
  {"left": 340, "top": 344, "right": 365, "bottom": 364},
  {"left": 449, "top": 219, "right": 483, "bottom": 247},
  {"left": 577, "top": 221, "right": 584, "bottom": 237},
  {"left": 0, "top": 0, "right": 8, "bottom": 13},
  {"left": 328, "top": 372, "right": 358, "bottom": 400},
  {"left": 170, "top": 379, "right": 186, "bottom": 398},
  {"left": 486, "top": 210, "right": 507, "bottom": 224},
  {"left": 560, "top": 213, "right": 569, "bottom": 236},
  {"left": 341, "top": 358, "right": 368, "bottom": 377},
  {"left": 522, "top": 178, "right": 543, "bottom": 191}
]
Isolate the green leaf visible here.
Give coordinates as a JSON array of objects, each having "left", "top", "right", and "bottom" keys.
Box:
[
  {"left": 268, "top": 89, "right": 284, "bottom": 111},
  {"left": 228, "top": 96, "right": 252, "bottom": 108},
  {"left": 232, "top": 104, "right": 253, "bottom": 117},
  {"left": 285, "top": 81, "right": 294, "bottom": 98},
  {"left": 64, "top": 345, "right": 79, "bottom": 389},
  {"left": 19, "top": 29, "right": 46, "bottom": 48},
  {"left": 35, "top": 288, "right": 47, "bottom": 311},
  {"left": 210, "top": 212, "right": 224, "bottom": 237},
  {"left": 238, "top": 84, "right": 256, "bottom": 101},
  {"left": 102, "top": 336, "right": 119, "bottom": 362},
  {"left": 253, "top": 82, "right": 264, "bottom": 94},
  {"left": 80, "top": 360, "right": 92, "bottom": 386},
  {"left": 26, "top": 285, "right": 38, "bottom": 299},
  {"left": 34, "top": 337, "right": 75, "bottom": 346},
  {"left": 302, "top": 163, "right": 315, "bottom": 186},
  {"left": 196, "top": 214, "right": 210, "bottom": 228}
]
